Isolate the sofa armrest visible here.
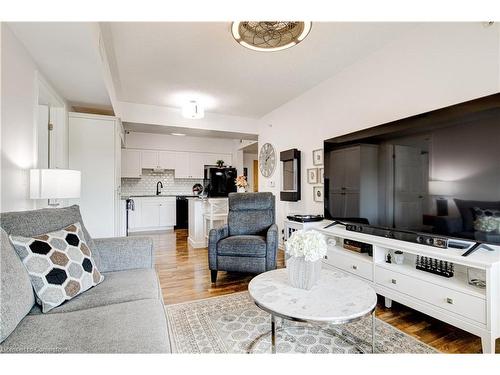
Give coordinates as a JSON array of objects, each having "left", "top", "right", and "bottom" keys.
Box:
[
  {"left": 94, "top": 236, "right": 153, "bottom": 273},
  {"left": 266, "top": 224, "right": 279, "bottom": 270},
  {"left": 433, "top": 216, "right": 463, "bottom": 234},
  {"left": 208, "top": 225, "right": 228, "bottom": 270}
]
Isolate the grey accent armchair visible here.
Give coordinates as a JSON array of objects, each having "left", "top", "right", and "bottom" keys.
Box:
[{"left": 208, "top": 192, "right": 278, "bottom": 283}]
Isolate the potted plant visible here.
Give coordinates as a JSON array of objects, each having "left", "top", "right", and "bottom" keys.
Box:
[
  {"left": 216, "top": 160, "right": 224, "bottom": 167},
  {"left": 235, "top": 175, "right": 248, "bottom": 193},
  {"left": 285, "top": 230, "right": 327, "bottom": 290}
]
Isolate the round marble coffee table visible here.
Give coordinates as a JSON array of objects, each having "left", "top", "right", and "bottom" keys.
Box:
[{"left": 248, "top": 268, "right": 377, "bottom": 353}]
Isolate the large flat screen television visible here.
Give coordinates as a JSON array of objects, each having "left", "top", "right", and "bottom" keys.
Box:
[{"left": 323, "top": 93, "right": 500, "bottom": 245}]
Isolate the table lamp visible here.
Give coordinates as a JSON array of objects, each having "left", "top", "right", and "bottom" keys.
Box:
[
  {"left": 30, "top": 169, "right": 81, "bottom": 207},
  {"left": 428, "top": 180, "right": 458, "bottom": 216}
]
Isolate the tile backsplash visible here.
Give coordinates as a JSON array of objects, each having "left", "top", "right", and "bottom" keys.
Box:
[{"left": 121, "top": 170, "right": 203, "bottom": 196}]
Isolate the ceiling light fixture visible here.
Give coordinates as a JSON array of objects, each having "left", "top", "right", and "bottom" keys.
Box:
[
  {"left": 231, "top": 21, "right": 312, "bottom": 52},
  {"left": 181, "top": 100, "right": 204, "bottom": 119},
  {"left": 171, "top": 133, "right": 186, "bottom": 136}
]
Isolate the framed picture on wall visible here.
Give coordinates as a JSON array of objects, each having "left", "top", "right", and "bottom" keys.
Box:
[
  {"left": 319, "top": 168, "right": 324, "bottom": 184},
  {"left": 313, "top": 186, "right": 324, "bottom": 202},
  {"left": 312, "top": 149, "right": 323, "bottom": 166},
  {"left": 307, "top": 168, "right": 318, "bottom": 184}
]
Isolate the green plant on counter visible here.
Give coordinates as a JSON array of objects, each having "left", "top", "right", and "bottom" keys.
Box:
[{"left": 216, "top": 160, "right": 224, "bottom": 167}]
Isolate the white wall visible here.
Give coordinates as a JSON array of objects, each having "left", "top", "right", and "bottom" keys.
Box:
[
  {"left": 1, "top": 24, "right": 67, "bottom": 212},
  {"left": 1, "top": 24, "right": 39, "bottom": 212},
  {"left": 257, "top": 23, "right": 500, "bottom": 238}
]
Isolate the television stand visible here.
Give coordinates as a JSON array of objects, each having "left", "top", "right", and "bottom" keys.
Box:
[{"left": 283, "top": 219, "right": 500, "bottom": 353}]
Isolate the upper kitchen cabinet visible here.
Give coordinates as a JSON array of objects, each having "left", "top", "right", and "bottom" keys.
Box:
[
  {"left": 140, "top": 149, "right": 178, "bottom": 170},
  {"left": 141, "top": 150, "right": 158, "bottom": 169},
  {"left": 121, "top": 149, "right": 142, "bottom": 178}
]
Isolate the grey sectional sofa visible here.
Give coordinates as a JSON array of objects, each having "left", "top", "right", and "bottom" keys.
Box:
[{"left": 0, "top": 205, "right": 171, "bottom": 353}]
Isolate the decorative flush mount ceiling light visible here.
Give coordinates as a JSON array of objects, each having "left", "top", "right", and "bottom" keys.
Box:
[
  {"left": 182, "top": 100, "right": 204, "bottom": 119},
  {"left": 231, "top": 21, "right": 312, "bottom": 52}
]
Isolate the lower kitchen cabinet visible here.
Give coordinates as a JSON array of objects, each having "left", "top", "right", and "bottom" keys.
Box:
[{"left": 128, "top": 197, "right": 176, "bottom": 232}]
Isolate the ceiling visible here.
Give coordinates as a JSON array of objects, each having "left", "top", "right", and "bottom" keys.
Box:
[
  {"left": 123, "top": 122, "right": 258, "bottom": 140},
  {"left": 105, "top": 22, "right": 417, "bottom": 118},
  {"left": 8, "top": 22, "right": 111, "bottom": 107},
  {"left": 8, "top": 22, "right": 418, "bottom": 119}
]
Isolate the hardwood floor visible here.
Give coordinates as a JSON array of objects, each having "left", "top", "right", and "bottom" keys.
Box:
[{"left": 150, "top": 229, "right": 497, "bottom": 354}]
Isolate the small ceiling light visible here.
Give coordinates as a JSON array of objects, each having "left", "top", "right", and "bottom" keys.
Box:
[
  {"left": 182, "top": 100, "right": 204, "bottom": 119},
  {"left": 231, "top": 21, "right": 312, "bottom": 52},
  {"left": 171, "top": 133, "right": 186, "bottom": 136}
]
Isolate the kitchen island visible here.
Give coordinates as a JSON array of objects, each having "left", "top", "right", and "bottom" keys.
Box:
[{"left": 188, "top": 197, "right": 228, "bottom": 248}]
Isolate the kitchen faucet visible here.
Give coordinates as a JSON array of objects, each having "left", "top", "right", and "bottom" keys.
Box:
[{"left": 156, "top": 181, "right": 163, "bottom": 195}]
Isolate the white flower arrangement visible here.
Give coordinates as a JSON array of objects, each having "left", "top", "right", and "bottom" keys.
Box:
[{"left": 285, "top": 230, "right": 327, "bottom": 262}]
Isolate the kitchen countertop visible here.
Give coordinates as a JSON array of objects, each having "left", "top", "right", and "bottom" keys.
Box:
[{"left": 121, "top": 194, "right": 199, "bottom": 199}]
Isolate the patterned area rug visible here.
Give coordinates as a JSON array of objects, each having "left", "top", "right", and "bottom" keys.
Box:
[{"left": 166, "top": 292, "right": 438, "bottom": 354}]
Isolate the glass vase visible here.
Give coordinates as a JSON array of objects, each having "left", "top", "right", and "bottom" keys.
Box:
[{"left": 287, "top": 256, "right": 322, "bottom": 290}]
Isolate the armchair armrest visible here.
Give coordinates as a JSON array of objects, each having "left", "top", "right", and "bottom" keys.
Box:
[
  {"left": 94, "top": 236, "right": 153, "bottom": 273},
  {"left": 266, "top": 224, "right": 279, "bottom": 270},
  {"left": 208, "top": 225, "right": 228, "bottom": 270}
]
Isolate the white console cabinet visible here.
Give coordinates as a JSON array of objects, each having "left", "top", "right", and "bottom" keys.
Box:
[{"left": 283, "top": 219, "right": 500, "bottom": 353}]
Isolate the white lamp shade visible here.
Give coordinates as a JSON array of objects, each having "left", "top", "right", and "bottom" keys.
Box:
[
  {"left": 30, "top": 169, "right": 81, "bottom": 199},
  {"left": 428, "top": 180, "right": 458, "bottom": 197}
]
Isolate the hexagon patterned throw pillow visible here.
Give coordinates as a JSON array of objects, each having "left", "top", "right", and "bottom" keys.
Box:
[{"left": 10, "top": 222, "right": 104, "bottom": 313}]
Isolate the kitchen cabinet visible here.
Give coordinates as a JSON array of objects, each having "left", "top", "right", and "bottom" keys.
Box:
[
  {"left": 124, "top": 148, "right": 232, "bottom": 178},
  {"left": 141, "top": 150, "right": 179, "bottom": 170},
  {"left": 141, "top": 150, "right": 159, "bottom": 169},
  {"left": 69, "top": 112, "right": 122, "bottom": 238},
  {"left": 127, "top": 197, "right": 176, "bottom": 232},
  {"left": 121, "top": 149, "right": 142, "bottom": 178}
]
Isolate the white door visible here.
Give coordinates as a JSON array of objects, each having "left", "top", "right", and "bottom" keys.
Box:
[
  {"left": 343, "top": 147, "right": 361, "bottom": 191},
  {"left": 394, "top": 145, "right": 426, "bottom": 230},
  {"left": 329, "top": 193, "right": 345, "bottom": 218},
  {"left": 158, "top": 151, "right": 177, "bottom": 170},
  {"left": 121, "top": 150, "right": 142, "bottom": 178},
  {"left": 141, "top": 150, "right": 158, "bottom": 169},
  {"left": 330, "top": 150, "right": 346, "bottom": 192}
]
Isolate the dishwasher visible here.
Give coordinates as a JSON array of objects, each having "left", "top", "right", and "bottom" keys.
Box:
[{"left": 175, "top": 196, "right": 189, "bottom": 229}]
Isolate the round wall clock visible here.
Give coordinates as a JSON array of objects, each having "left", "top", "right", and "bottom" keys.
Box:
[{"left": 259, "top": 143, "right": 276, "bottom": 178}]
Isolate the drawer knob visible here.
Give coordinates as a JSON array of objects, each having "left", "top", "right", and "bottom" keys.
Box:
[
  {"left": 391, "top": 279, "right": 397, "bottom": 284},
  {"left": 446, "top": 298, "right": 454, "bottom": 305},
  {"left": 324, "top": 255, "right": 328, "bottom": 260},
  {"left": 352, "top": 265, "right": 358, "bottom": 270}
]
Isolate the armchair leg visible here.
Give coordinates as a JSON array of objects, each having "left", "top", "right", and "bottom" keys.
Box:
[{"left": 211, "top": 270, "right": 218, "bottom": 283}]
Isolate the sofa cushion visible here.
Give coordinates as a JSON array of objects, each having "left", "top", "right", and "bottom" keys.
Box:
[
  {"left": 10, "top": 222, "right": 104, "bottom": 313},
  {"left": 29, "top": 268, "right": 161, "bottom": 314},
  {"left": 454, "top": 199, "right": 500, "bottom": 232},
  {"left": 0, "top": 205, "right": 101, "bottom": 269},
  {"left": 0, "top": 299, "right": 170, "bottom": 353},
  {"left": 0, "top": 228, "right": 35, "bottom": 343},
  {"left": 217, "top": 235, "right": 267, "bottom": 257}
]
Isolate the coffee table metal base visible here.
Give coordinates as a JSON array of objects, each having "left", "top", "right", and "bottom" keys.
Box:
[{"left": 247, "top": 302, "right": 376, "bottom": 354}]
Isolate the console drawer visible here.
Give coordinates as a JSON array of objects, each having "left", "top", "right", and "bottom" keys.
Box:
[
  {"left": 375, "top": 266, "right": 486, "bottom": 324},
  {"left": 325, "top": 249, "right": 373, "bottom": 281}
]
